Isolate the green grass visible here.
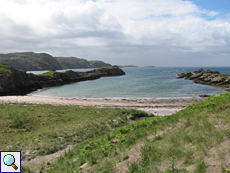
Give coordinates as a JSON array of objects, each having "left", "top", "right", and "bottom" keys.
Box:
[
  {"left": 1, "top": 92, "right": 230, "bottom": 172},
  {"left": 37, "top": 70, "right": 56, "bottom": 78},
  {"left": 0, "top": 104, "right": 150, "bottom": 172},
  {"left": 90, "top": 66, "right": 119, "bottom": 74},
  {"left": 42, "top": 93, "right": 230, "bottom": 173},
  {"left": 0, "top": 63, "right": 11, "bottom": 74}
]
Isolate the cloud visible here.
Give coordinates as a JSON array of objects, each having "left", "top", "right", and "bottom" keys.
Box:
[{"left": 0, "top": 0, "right": 229, "bottom": 66}]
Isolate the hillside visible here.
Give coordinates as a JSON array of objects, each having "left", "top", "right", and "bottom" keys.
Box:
[
  {"left": 0, "top": 52, "right": 62, "bottom": 71},
  {"left": 43, "top": 93, "right": 230, "bottom": 173},
  {"left": 55, "top": 57, "right": 91, "bottom": 69},
  {"left": 88, "top": 60, "right": 111, "bottom": 68},
  {"left": 0, "top": 52, "right": 112, "bottom": 71}
]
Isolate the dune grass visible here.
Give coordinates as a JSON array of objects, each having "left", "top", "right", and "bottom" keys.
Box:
[
  {"left": 40, "top": 93, "right": 230, "bottom": 173},
  {"left": 0, "top": 104, "right": 149, "bottom": 172},
  {"left": 1, "top": 93, "right": 230, "bottom": 172}
]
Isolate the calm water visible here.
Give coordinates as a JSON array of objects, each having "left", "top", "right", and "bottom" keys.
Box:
[{"left": 29, "top": 67, "right": 230, "bottom": 99}]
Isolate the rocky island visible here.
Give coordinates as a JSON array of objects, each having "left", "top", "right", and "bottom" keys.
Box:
[
  {"left": 176, "top": 68, "right": 230, "bottom": 91},
  {"left": 0, "top": 64, "right": 125, "bottom": 96}
]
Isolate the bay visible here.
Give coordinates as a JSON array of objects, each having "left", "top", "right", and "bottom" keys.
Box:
[{"left": 28, "top": 67, "right": 230, "bottom": 99}]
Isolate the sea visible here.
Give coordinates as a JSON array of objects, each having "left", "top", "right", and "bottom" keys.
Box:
[{"left": 28, "top": 67, "right": 230, "bottom": 100}]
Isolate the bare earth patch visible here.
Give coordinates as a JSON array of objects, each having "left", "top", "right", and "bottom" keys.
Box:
[{"left": 22, "top": 145, "right": 73, "bottom": 173}]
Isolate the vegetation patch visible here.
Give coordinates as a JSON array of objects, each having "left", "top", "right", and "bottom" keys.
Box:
[
  {"left": 37, "top": 70, "right": 56, "bottom": 78},
  {"left": 0, "top": 104, "right": 147, "bottom": 172},
  {"left": 39, "top": 93, "right": 230, "bottom": 173},
  {"left": 1, "top": 93, "right": 230, "bottom": 172},
  {"left": 0, "top": 63, "right": 11, "bottom": 75}
]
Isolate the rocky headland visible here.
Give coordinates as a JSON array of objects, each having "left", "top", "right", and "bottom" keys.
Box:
[
  {"left": 0, "top": 52, "right": 111, "bottom": 71},
  {"left": 0, "top": 64, "right": 125, "bottom": 96},
  {"left": 176, "top": 68, "right": 230, "bottom": 91}
]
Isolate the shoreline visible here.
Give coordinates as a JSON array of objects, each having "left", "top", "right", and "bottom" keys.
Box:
[
  {"left": 0, "top": 95, "right": 206, "bottom": 116},
  {"left": 28, "top": 94, "right": 203, "bottom": 100}
]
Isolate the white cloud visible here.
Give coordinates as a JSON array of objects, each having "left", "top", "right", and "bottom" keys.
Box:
[{"left": 0, "top": 0, "right": 229, "bottom": 66}]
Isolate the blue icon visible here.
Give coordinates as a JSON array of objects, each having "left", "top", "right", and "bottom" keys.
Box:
[
  {"left": 1, "top": 151, "right": 21, "bottom": 173},
  {"left": 3, "top": 154, "right": 18, "bottom": 170}
]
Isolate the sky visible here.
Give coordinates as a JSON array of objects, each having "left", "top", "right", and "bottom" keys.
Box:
[{"left": 0, "top": 0, "right": 229, "bottom": 67}]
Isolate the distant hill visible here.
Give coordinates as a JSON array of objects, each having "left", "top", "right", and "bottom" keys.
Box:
[
  {"left": 88, "top": 60, "right": 111, "bottom": 68},
  {"left": 145, "top": 66, "right": 155, "bottom": 67},
  {"left": 117, "top": 65, "right": 138, "bottom": 68},
  {"left": 55, "top": 57, "right": 92, "bottom": 69},
  {"left": 0, "top": 52, "right": 62, "bottom": 71},
  {"left": 0, "top": 52, "right": 112, "bottom": 71}
]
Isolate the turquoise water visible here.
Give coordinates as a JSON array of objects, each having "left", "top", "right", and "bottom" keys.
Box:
[{"left": 29, "top": 67, "right": 230, "bottom": 99}]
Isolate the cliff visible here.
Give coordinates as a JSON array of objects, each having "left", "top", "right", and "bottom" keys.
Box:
[
  {"left": 0, "top": 52, "right": 112, "bottom": 71},
  {"left": 0, "top": 64, "right": 125, "bottom": 96},
  {"left": 176, "top": 68, "right": 230, "bottom": 91}
]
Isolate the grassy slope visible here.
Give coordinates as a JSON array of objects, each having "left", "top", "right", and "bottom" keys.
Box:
[
  {"left": 0, "top": 104, "right": 148, "bottom": 172},
  {"left": 1, "top": 93, "right": 230, "bottom": 172},
  {"left": 44, "top": 93, "right": 230, "bottom": 173},
  {"left": 0, "top": 63, "right": 11, "bottom": 75}
]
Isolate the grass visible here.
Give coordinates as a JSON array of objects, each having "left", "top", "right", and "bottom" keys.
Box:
[
  {"left": 44, "top": 93, "right": 230, "bottom": 173},
  {"left": 1, "top": 92, "right": 230, "bottom": 172},
  {"left": 0, "top": 104, "right": 149, "bottom": 172},
  {"left": 37, "top": 70, "right": 56, "bottom": 78},
  {"left": 0, "top": 63, "right": 11, "bottom": 75},
  {"left": 89, "top": 66, "right": 120, "bottom": 74}
]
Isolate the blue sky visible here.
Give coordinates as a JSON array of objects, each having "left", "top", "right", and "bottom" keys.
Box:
[
  {"left": 190, "top": 0, "right": 230, "bottom": 13},
  {"left": 0, "top": 0, "right": 229, "bottom": 66},
  {"left": 190, "top": 0, "right": 230, "bottom": 18}
]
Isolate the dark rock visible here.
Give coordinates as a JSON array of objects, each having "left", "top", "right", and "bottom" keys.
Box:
[
  {"left": 189, "top": 72, "right": 205, "bottom": 80},
  {"left": 206, "top": 69, "right": 212, "bottom": 73},
  {"left": 211, "top": 75, "right": 225, "bottom": 83},
  {"left": 176, "top": 68, "right": 230, "bottom": 90},
  {"left": 176, "top": 71, "right": 192, "bottom": 79},
  {"left": 212, "top": 70, "right": 220, "bottom": 74},
  {"left": 199, "top": 94, "right": 211, "bottom": 98},
  {"left": 193, "top": 68, "right": 204, "bottom": 73},
  {"left": 224, "top": 78, "right": 230, "bottom": 84},
  {"left": 0, "top": 64, "right": 125, "bottom": 96}
]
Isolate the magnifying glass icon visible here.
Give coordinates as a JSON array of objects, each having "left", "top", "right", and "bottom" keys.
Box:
[{"left": 3, "top": 154, "right": 18, "bottom": 170}]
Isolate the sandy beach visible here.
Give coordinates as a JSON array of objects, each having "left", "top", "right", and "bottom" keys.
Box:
[{"left": 0, "top": 95, "right": 206, "bottom": 116}]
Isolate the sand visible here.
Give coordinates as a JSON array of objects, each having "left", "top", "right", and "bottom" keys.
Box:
[{"left": 0, "top": 95, "right": 206, "bottom": 116}]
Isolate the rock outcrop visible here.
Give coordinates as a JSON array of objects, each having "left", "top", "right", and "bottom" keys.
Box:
[
  {"left": 0, "top": 64, "right": 125, "bottom": 96},
  {"left": 193, "top": 68, "right": 204, "bottom": 74},
  {"left": 176, "top": 71, "right": 193, "bottom": 79},
  {"left": 0, "top": 52, "right": 112, "bottom": 71},
  {"left": 176, "top": 68, "right": 230, "bottom": 90}
]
